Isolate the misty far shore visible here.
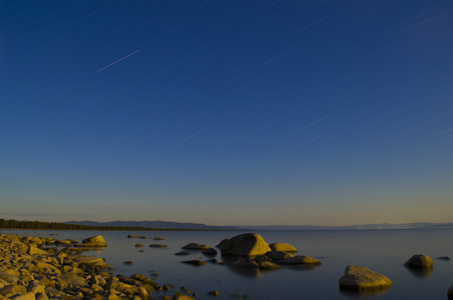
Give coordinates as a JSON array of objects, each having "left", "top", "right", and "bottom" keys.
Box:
[{"left": 2, "top": 219, "right": 453, "bottom": 231}]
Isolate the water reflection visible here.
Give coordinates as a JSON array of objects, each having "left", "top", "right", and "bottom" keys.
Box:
[
  {"left": 225, "top": 264, "right": 262, "bottom": 278},
  {"left": 287, "top": 264, "right": 320, "bottom": 271},
  {"left": 404, "top": 266, "right": 433, "bottom": 278},
  {"left": 339, "top": 286, "right": 392, "bottom": 298}
]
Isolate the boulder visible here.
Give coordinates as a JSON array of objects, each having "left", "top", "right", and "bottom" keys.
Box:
[
  {"left": 269, "top": 242, "right": 297, "bottom": 252},
  {"left": 217, "top": 233, "right": 271, "bottom": 256},
  {"left": 216, "top": 238, "right": 229, "bottom": 249},
  {"left": 27, "top": 246, "right": 47, "bottom": 256},
  {"left": 182, "top": 243, "right": 211, "bottom": 250},
  {"left": 74, "top": 235, "right": 107, "bottom": 247},
  {"left": 172, "top": 292, "right": 195, "bottom": 300},
  {"left": 201, "top": 248, "right": 217, "bottom": 256},
  {"left": 279, "top": 255, "right": 321, "bottom": 265},
  {"left": 339, "top": 265, "right": 393, "bottom": 290},
  {"left": 264, "top": 251, "right": 293, "bottom": 261},
  {"left": 404, "top": 254, "right": 433, "bottom": 269}
]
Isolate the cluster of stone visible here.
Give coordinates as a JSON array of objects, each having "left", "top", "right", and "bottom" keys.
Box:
[
  {"left": 0, "top": 233, "right": 194, "bottom": 300},
  {"left": 179, "top": 233, "right": 320, "bottom": 270}
]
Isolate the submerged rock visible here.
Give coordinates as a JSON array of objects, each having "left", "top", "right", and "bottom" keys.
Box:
[
  {"left": 207, "top": 290, "right": 220, "bottom": 296},
  {"left": 404, "top": 254, "right": 433, "bottom": 269},
  {"left": 339, "top": 265, "right": 393, "bottom": 290},
  {"left": 149, "top": 244, "right": 168, "bottom": 248},
  {"left": 217, "top": 233, "right": 271, "bottom": 256},
  {"left": 437, "top": 256, "right": 450, "bottom": 261},
  {"left": 269, "top": 242, "right": 297, "bottom": 252}
]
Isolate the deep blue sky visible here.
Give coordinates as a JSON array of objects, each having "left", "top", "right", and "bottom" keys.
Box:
[{"left": 1, "top": 0, "right": 453, "bottom": 226}]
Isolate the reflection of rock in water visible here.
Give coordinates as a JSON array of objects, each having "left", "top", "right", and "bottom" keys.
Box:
[
  {"left": 226, "top": 264, "right": 261, "bottom": 278},
  {"left": 339, "top": 286, "right": 392, "bottom": 298},
  {"left": 288, "top": 264, "right": 320, "bottom": 271},
  {"left": 405, "top": 265, "right": 433, "bottom": 278}
]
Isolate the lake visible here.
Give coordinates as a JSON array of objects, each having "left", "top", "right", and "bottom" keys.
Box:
[{"left": 1, "top": 228, "right": 452, "bottom": 299}]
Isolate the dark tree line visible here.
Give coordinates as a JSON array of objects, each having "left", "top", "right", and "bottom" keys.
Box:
[
  {"left": 0, "top": 219, "right": 203, "bottom": 231},
  {"left": 0, "top": 219, "right": 158, "bottom": 231}
]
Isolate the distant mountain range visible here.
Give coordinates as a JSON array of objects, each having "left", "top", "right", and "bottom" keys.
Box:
[
  {"left": 66, "top": 220, "right": 453, "bottom": 231},
  {"left": 241, "top": 222, "right": 453, "bottom": 231},
  {"left": 65, "top": 220, "right": 242, "bottom": 231}
]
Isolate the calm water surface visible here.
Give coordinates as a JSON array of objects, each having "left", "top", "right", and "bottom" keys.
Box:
[{"left": 2, "top": 229, "right": 452, "bottom": 299}]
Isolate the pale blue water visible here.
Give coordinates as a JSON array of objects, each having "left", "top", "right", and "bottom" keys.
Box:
[{"left": 2, "top": 229, "right": 453, "bottom": 299}]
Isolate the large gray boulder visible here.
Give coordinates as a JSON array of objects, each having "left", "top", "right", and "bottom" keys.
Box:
[
  {"left": 269, "top": 242, "right": 297, "bottom": 252},
  {"left": 218, "top": 233, "right": 271, "bottom": 256},
  {"left": 339, "top": 265, "right": 393, "bottom": 290},
  {"left": 404, "top": 254, "right": 433, "bottom": 269}
]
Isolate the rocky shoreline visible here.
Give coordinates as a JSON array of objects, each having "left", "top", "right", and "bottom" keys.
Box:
[
  {"left": 2, "top": 232, "right": 452, "bottom": 299},
  {"left": 0, "top": 233, "right": 194, "bottom": 300}
]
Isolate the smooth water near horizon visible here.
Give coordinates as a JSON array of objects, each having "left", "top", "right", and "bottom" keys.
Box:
[{"left": 2, "top": 229, "right": 453, "bottom": 299}]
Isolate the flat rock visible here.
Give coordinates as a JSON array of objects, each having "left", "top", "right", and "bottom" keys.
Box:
[
  {"left": 339, "top": 265, "right": 393, "bottom": 290},
  {"left": 269, "top": 242, "right": 297, "bottom": 252},
  {"left": 0, "top": 271, "right": 20, "bottom": 284},
  {"left": 74, "top": 256, "right": 104, "bottom": 265},
  {"left": 181, "top": 260, "right": 207, "bottom": 266},
  {"left": 404, "top": 254, "right": 433, "bottom": 269},
  {"left": 259, "top": 261, "right": 281, "bottom": 269},
  {"left": 217, "top": 233, "right": 271, "bottom": 256},
  {"left": 127, "top": 235, "right": 146, "bottom": 238},
  {"left": 279, "top": 255, "right": 321, "bottom": 265},
  {"left": 60, "top": 272, "right": 88, "bottom": 287},
  {"left": 149, "top": 244, "right": 168, "bottom": 248},
  {"left": 182, "top": 243, "right": 211, "bottom": 250}
]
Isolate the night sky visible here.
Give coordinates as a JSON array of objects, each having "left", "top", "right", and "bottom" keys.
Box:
[{"left": 1, "top": 0, "right": 453, "bottom": 226}]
